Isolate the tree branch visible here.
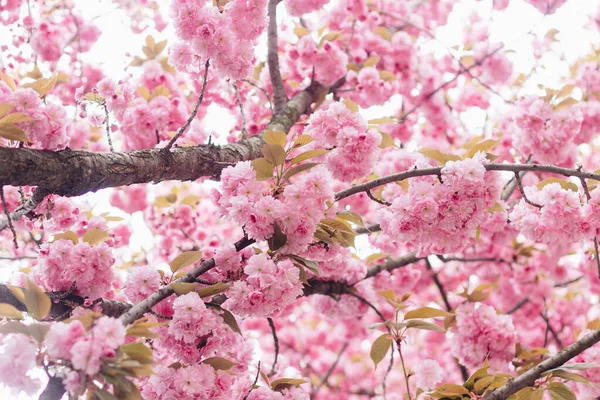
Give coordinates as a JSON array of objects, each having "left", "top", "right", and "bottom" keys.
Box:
[
  {"left": 38, "top": 376, "right": 65, "bottom": 400},
  {"left": 0, "top": 188, "right": 49, "bottom": 232},
  {"left": 267, "top": 0, "right": 287, "bottom": 115},
  {"left": 164, "top": 59, "right": 211, "bottom": 151},
  {"left": 481, "top": 328, "right": 600, "bottom": 400},
  {"left": 0, "top": 82, "right": 324, "bottom": 198},
  {"left": 119, "top": 236, "right": 254, "bottom": 325},
  {"left": 334, "top": 163, "right": 600, "bottom": 202}
]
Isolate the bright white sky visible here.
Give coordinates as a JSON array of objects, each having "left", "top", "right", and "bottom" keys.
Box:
[{"left": 1, "top": 0, "right": 599, "bottom": 398}]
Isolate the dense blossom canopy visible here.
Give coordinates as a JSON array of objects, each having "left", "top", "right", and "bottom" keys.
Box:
[{"left": 1, "top": 0, "right": 600, "bottom": 399}]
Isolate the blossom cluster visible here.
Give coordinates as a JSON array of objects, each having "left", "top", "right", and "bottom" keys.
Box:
[
  {"left": 0, "top": 334, "right": 40, "bottom": 395},
  {"left": 34, "top": 240, "right": 115, "bottom": 299},
  {"left": 508, "top": 96, "right": 583, "bottom": 166},
  {"left": 0, "top": 84, "right": 69, "bottom": 150},
  {"left": 304, "top": 102, "right": 382, "bottom": 182},
  {"left": 509, "top": 183, "right": 595, "bottom": 245},
  {"left": 213, "top": 161, "right": 334, "bottom": 253},
  {"left": 224, "top": 254, "right": 304, "bottom": 318},
  {"left": 378, "top": 152, "right": 502, "bottom": 254},
  {"left": 284, "top": 0, "right": 330, "bottom": 16},
  {"left": 170, "top": 0, "right": 268, "bottom": 79},
  {"left": 450, "top": 303, "right": 517, "bottom": 370},
  {"left": 287, "top": 36, "right": 349, "bottom": 86}
]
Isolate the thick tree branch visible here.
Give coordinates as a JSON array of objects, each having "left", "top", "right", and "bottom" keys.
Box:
[
  {"left": 38, "top": 376, "right": 65, "bottom": 400},
  {"left": 481, "top": 328, "right": 600, "bottom": 400},
  {"left": 267, "top": 0, "right": 287, "bottom": 115},
  {"left": 0, "top": 284, "right": 131, "bottom": 319},
  {"left": 0, "top": 81, "right": 324, "bottom": 197}
]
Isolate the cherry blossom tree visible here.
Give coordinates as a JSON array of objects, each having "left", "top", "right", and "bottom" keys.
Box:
[{"left": 1, "top": 0, "right": 600, "bottom": 399}]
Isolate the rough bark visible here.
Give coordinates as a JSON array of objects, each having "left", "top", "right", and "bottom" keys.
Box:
[{"left": 0, "top": 82, "right": 324, "bottom": 197}]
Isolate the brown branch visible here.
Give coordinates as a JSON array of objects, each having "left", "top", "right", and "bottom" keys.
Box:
[
  {"left": 311, "top": 341, "right": 349, "bottom": 399},
  {"left": 334, "top": 163, "right": 600, "bottom": 202},
  {"left": 38, "top": 376, "right": 66, "bottom": 400},
  {"left": 0, "top": 283, "right": 132, "bottom": 320},
  {"left": 1, "top": 187, "right": 17, "bottom": 247},
  {"left": 267, "top": 317, "right": 279, "bottom": 377},
  {"left": 243, "top": 361, "right": 261, "bottom": 400},
  {"left": 233, "top": 82, "right": 248, "bottom": 140},
  {"left": 365, "top": 252, "right": 422, "bottom": 279},
  {"left": 267, "top": 0, "right": 287, "bottom": 115},
  {"left": 119, "top": 236, "right": 254, "bottom": 325},
  {"left": 0, "top": 188, "right": 49, "bottom": 232},
  {"left": 514, "top": 172, "right": 543, "bottom": 208},
  {"left": 481, "top": 328, "right": 600, "bottom": 400},
  {"left": 506, "top": 298, "right": 530, "bottom": 314},
  {"left": 164, "top": 59, "right": 210, "bottom": 151},
  {"left": 0, "top": 82, "right": 325, "bottom": 197}
]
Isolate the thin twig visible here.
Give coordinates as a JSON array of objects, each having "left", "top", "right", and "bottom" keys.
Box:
[
  {"left": 514, "top": 172, "right": 543, "bottom": 208},
  {"left": 0, "top": 188, "right": 49, "bottom": 232},
  {"left": 164, "top": 59, "right": 210, "bottom": 151},
  {"left": 233, "top": 82, "right": 248, "bottom": 140},
  {"left": 426, "top": 258, "right": 451, "bottom": 312},
  {"left": 396, "top": 340, "right": 413, "bottom": 400},
  {"left": 311, "top": 341, "right": 349, "bottom": 398},
  {"left": 540, "top": 311, "right": 564, "bottom": 348},
  {"left": 366, "top": 189, "right": 391, "bottom": 206},
  {"left": 383, "top": 340, "right": 394, "bottom": 400},
  {"left": 243, "top": 361, "right": 261, "bottom": 400},
  {"left": 267, "top": 0, "right": 287, "bottom": 115},
  {"left": 103, "top": 103, "right": 114, "bottom": 152},
  {"left": 0, "top": 187, "right": 18, "bottom": 248},
  {"left": 579, "top": 174, "right": 600, "bottom": 279},
  {"left": 242, "top": 79, "right": 273, "bottom": 112},
  {"left": 344, "top": 290, "right": 387, "bottom": 324},
  {"left": 506, "top": 298, "right": 529, "bottom": 314},
  {"left": 267, "top": 317, "right": 279, "bottom": 377}
]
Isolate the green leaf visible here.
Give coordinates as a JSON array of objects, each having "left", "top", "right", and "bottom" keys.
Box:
[
  {"left": 379, "top": 131, "right": 397, "bottom": 149},
  {"left": 0, "top": 123, "right": 32, "bottom": 143},
  {"left": 196, "top": 282, "right": 229, "bottom": 298},
  {"left": 554, "top": 363, "right": 599, "bottom": 370},
  {"left": 289, "top": 255, "right": 320, "bottom": 276},
  {"left": 264, "top": 130, "right": 287, "bottom": 147},
  {"left": 404, "top": 319, "right": 445, "bottom": 332},
  {"left": 320, "top": 218, "right": 355, "bottom": 234},
  {"left": 53, "top": 230, "right": 79, "bottom": 244},
  {"left": 262, "top": 144, "right": 286, "bottom": 166},
  {"left": 488, "top": 201, "right": 506, "bottom": 213},
  {"left": 403, "top": 306, "right": 454, "bottom": 320},
  {"left": 170, "top": 251, "right": 203, "bottom": 273},
  {"left": 202, "top": 357, "right": 237, "bottom": 370},
  {"left": 547, "top": 369, "right": 593, "bottom": 385},
  {"left": 283, "top": 162, "right": 320, "bottom": 179},
  {"left": 370, "top": 333, "right": 392, "bottom": 370},
  {"left": 82, "top": 228, "right": 110, "bottom": 246},
  {"left": 170, "top": 282, "right": 197, "bottom": 295},
  {"left": 292, "top": 134, "right": 315, "bottom": 148},
  {"left": 121, "top": 342, "right": 153, "bottom": 362},
  {"left": 418, "top": 148, "right": 461, "bottom": 165},
  {"left": 473, "top": 375, "right": 495, "bottom": 392},
  {"left": 464, "top": 139, "right": 500, "bottom": 159},
  {"left": 271, "top": 378, "right": 306, "bottom": 392},
  {"left": 290, "top": 149, "right": 328, "bottom": 165},
  {"left": 343, "top": 98, "right": 359, "bottom": 113},
  {"left": 547, "top": 382, "right": 576, "bottom": 400},
  {"left": 0, "top": 303, "right": 23, "bottom": 320},
  {"left": 25, "top": 279, "right": 51, "bottom": 320},
  {"left": 537, "top": 178, "right": 578, "bottom": 192},
  {"left": 252, "top": 158, "right": 275, "bottom": 181},
  {"left": 336, "top": 210, "right": 365, "bottom": 227},
  {"left": 434, "top": 383, "right": 470, "bottom": 396},
  {"left": 0, "top": 112, "right": 35, "bottom": 124},
  {"left": 220, "top": 308, "right": 242, "bottom": 334}
]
